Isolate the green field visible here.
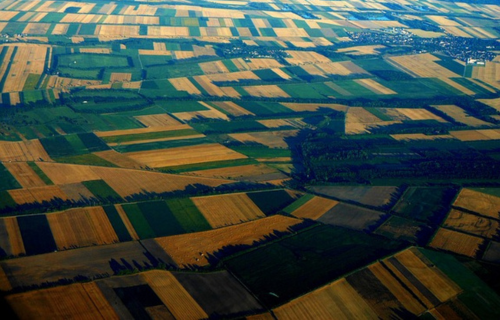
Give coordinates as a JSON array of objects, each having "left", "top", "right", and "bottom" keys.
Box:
[
  {"left": 82, "top": 180, "right": 122, "bottom": 202},
  {"left": 224, "top": 224, "right": 405, "bottom": 307},
  {"left": 102, "top": 205, "right": 133, "bottom": 242},
  {"left": 246, "top": 190, "right": 295, "bottom": 216},
  {"left": 101, "top": 129, "right": 199, "bottom": 144},
  {"left": 165, "top": 198, "right": 212, "bottom": 232},
  {"left": 0, "top": 163, "right": 22, "bottom": 191}
]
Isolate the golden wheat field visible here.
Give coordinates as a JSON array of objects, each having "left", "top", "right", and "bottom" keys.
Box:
[
  {"left": 429, "top": 228, "right": 483, "bottom": 258},
  {"left": 191, "top": 192, "right": 265, "bottom": 228},
  {"left": 290, "top": 196, "right": 339, "bottom": 220},
  {"left": 453, "top": 188, "right": 500, "bottom": 219},
  {"left": 153, "top": 215, "right": 301, "bottom": 267}
]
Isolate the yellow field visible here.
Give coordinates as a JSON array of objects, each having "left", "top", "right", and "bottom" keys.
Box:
[
  {"left": 337, "top": 45, "right": 386, "bottom": 55},
  {"left": 93, "top": 150, "right": 143, "bottom": 169},
  {"left": 192, "top": 192, "right": 265, "bottom": 228},
  {"left": 169, "top": 77, "right": 202, "bottom": 95},
  {"left": 199, "top": 60, "right": 229, "bottom": 74},
  {"left": 91, "top": 166, "right": 232, "bottom": 198},
  {"left": 429, "top": 228, "right": 483, "bottom": 258},
  {"left": 393, "top": 249, "right": 461, "bottom": 303},
  {"left": 391, "top": 133, "right": 454, "bottom": 141},
  {"left": 79, "top": 48, "right": 111, "bottom": 54},
  {"left": 47, "top": 207, "right": 119, "bottom": 250},
  {"left": 141, "top": 271, "right": 208, "bottom": 319},
  {"left": 95, "top": 124, "right": 190, "bottom": 137},
  {"left": 471, "top": 62, "right": 500, "bottom": 89},
  {"left": 291, "top": 196, "right": 339, "bottom": 220},
  {"left": 59, "top": 182, "right": 95, "bottom": 202},
  {"left": 6, "top": 282, "right": 118, "bottom": 319},
  {"left": 229, "top": 130, "right": 297, "bottom": 148},
  {"left": 285, "top": 51, "right": 331, "bottom": 65},
  {"left": 453, "top": 188, "right": 500, "bottom": 219},
  {"left": 4, "top": 162, "right": 45, "bottom": 188},
  {"left": 392, "top": 108, "right": 447, "bottom": 122},
  {"left": 211, "top": 101, "right": 254, "bottom": 116},
  {"left": 345, "top": 107, "right": 400, "bottom": 134},
  {"left": 36, "top": 162, "right": 100, "bottom": 184},
  {"left": 355, "top": 79, "right": 396, "bottom": 95},
  {"left": 192, "top": 75, "right": 226, "bottom": 96},
  {"left": 388, "top": 53, "right": 458, "bottom": 78},
  {"left": 450, "top": 129, "right": 500, "bottom": 141},
  {"left": 0, "top": 217, "right": 25, "bottom": 257},
  {"left": 2, "top": 44, "right": 47, "bottom": 92},
  {"left": 273, "top": 278, "right": 378, "bottom": 319},
  {"left": 154, "top": 215, "right": 300, "bottom": 267},
  {"left": 478, "top": 97, "right": 500, "bottom": 112},
  {"left": 134, "top": 113, "right": 182, "bottom": 127},
  {"left": 126, "top": 143, "right": 245, "bottom": 168},
  {"left": 8, "top": 185, "right": 69, "bottom": 205},
  {"left": 431, "top": 105, "right": 492, "bottom": 127},
  {"left": 281, "top": 102, "right": 347, "bottom": 112},
  {"left": 444, "top": 209, "right": 499, "bottom": 238},
  {"left": 257, "top": 119, "right": 306, "bottom": 129},
  {"left": 368, "top": 263, "right": 426, "bottom": 315},
  {"left": 0, "top": 140, "right": 50, "bottom": 162},
  {"left": 109, "top": 72, "right": 131, "bottom": 82},
  {"left": 426, "top": 15, "right": 462, "bottom": 27},
  {"left": 173, "top": 102, "right": 229, "bottom": 121},
  {"left": 243, "top": 85, "right": 290, "bottom": 98},
  {"left": 207, "top": 70, "right": 259, "bottom": 82}
]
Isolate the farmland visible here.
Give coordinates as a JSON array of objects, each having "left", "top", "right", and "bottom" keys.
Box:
[{"left": 1, "top": 0, "right": 500, "bottom": 318}]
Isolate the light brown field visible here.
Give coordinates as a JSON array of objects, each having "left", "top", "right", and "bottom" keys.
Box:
[
  {"left": 453, "top": 188, "right": 500, "bottom": 219},
  {"left": 148, "top": 26, "right": 189, "bottom": 37},
  {"left": 126, "top": 143, "right": 245, "bottom": 168},
  {"left": 0, "top": 217, "right": 25, "bottom": 257},
  {"left": 135, "top": 113, "right": 182, "bottom": 127},
  {"left": 185, "top": 164, "right": 286, "bottom": 183},
  {"left": 114, "top": 205, "right": 139, "bottom": 240},
  {"left": 154, "top": 215, "right": 300, "bottom": 267},
  {"left": 345, "top": 107, "right": 400, "bottom": 134},
  {"left": 393, "top": 248, "right": 461, "bottom": 303},
  {"left": 59, "top": 182, "right": 95, "bottom": 202},
  {"left": 79, "top": 48, "right": 111, "bottom": 54},
  {"left": 199, "top": 61, "right": 229, "bottom": 74},
  {"left": 271, "top": 68, "right": 292, "bottom": 80},
  {"left": 173, "top": 102, "right": 229, "bottom": 121},
  {"left": 243, "top": 85, "right": 290, "bottom": 98},
  {"left": 8, "top": 185, "right": 69, "bottom": 205},
  {"left": 91, "top": 166, "right": 232, "bottom": 198},
  {"left": 98, "top": 25, "right": 140, "bottom": 36},
  {"left": 368, "top": 263, "right": 426, "bottom": 315},
  {"left": 471, "top": 62, "right": 500, "bottom": 90},
  {"left": 246, "top": 58, "right": 284, "bottom": 70},
  {"left": 207, "top": 70, "right": 259, "bottom": 82},
  {"left": 4, "top": 162, "right": 45, "bottom": 188},
  {"left": 392, "top": 108, "right": 447, "bottom": 122},
  {"left": 337, "top": 45, "right": 386, "bottom": 55},
  {"left": 281, "top": 102, "right": 347, "bottom": 112},
  {"left": 51, "top": 24, "right": 69, "bottom": 35},
  {"left": 169, "top": 77, "right": 202, "bottom": 95},
  {"left": 172, "top": 51, "right": 195, "bottom": 60},
  {"left": 429, "top": 228, "right": 483, "bottom": 258},
  {"left": 36, "top": 162, "right": 100, "bottom": 184},
  {"left": 426, "top": 15, "right": 462, "bottom": 27},
  {"left": 431, "top": 105, "right": 492, "bottom": 127},
  {"left": 141, "top": 271, "right": 208, "bottom": 319},
  {"left": 229, "top": 130, "right": 297, "bottom": 148},
  {"left": 273, "top": 278, "right": 378, "bottom": 319},
  {"left": 109, "top": 73, "right": 131, "bottom": 82},
  {"left": 95, "top": 124, "right": 191, "bottom": 137},
  {"left": 0, "top": 266, "right": 12, "bottom": 291},
  {"left": 478, "top": 97, "right": 500, "bottom": 112},
  {"left": 449, "top": 129, "right": 500, "bottom": 141},
  {"left": 0, "top": 46, "right": 15, "bottom": 84},
  {"left": 256, "top": 120, "right": 303, "bottom": 131},
  {"left": 291, "top": 196, "right": 339, "bottom": 220},
  {"left": 193, "top": 75, "right": 226, "bottom": 96},
  {"left": 391, "top": 133, "right": 454, "bottom": 141},
  {"left": 315, "top": 61, "right": 368, "bottom": 76},
  {"left": 93, "top": 150, "right": 143, "bottom": 169},
  {"left": 2, "top": 45, "right": 47, "bottom": 92},
  {"left": 285, "top": 51, "right": 331, "bottom": 65},
  {"left": 47, "top": 207, "right": 119, "bottom": 250},
  {"left": 388, "top": 53, "right": 459, "bottom": 78},
  {"left": 192, "top": 192, "right": 265, "bottom": 228},
  {"left": 6, "top": 282, "right": 118, "bottom": 320},
  {"left": 355, "top": 79, "right": 396, "bottom": 95},
  {"left": 444, "top": 209, "right": 499, "bottom": 238},
  {"left": 211, "top": 101, "right": 254, "bottom": 116},
  {"left": 44, "top": 75, "right": 102, "bottom": 89}
]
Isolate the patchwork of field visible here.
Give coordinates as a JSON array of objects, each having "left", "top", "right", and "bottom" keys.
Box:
[
  {"left": 453, "top": 188, "right": 500, "bottom": 219},
  {"left": 470, "top": 61, "right": 500, "bottom": 89},
  {"left": 229, "top": 130, "right": 297, "bottom": 148},
  {"left": 345, "top": 107, "right": 401, "bottom": 134},
  {"left": 449, "top": 129, "right": 500, "bottom": 141},
  {"left": 431, "top": 105, "right": 493, "bottom": 127},
  {"left": 125, "top": 143, "right": 246, "bottom": 168},
  {"left": 443, "top": 209, "right": 499, "bottom": 239},
  {"left": 429, "top": 228, "right": 484, "bottom": 258},
  {"left": 152, "top": 215, "right": 301, "bottom": 267},
  {"left": 274, "top": 247, "right": 462, "bottom": 319},
  {"left": 0, "top": 140, "right": 51, "bottom": 162}
]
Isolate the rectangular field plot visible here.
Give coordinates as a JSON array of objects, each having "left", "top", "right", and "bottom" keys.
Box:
[
  {"left": 453, "top": 188, "right": 500, "bottom": 219},
  {"left": 429, "top": 228, "right": 484, "bottom": 258},
  {"left": 317, "top": 203, "right": 385, "bottom": 231},
  {"left": 191, "top": 192, "right": 265, "bottom": 228},
  {"left": 0, "top": 217, "right": 25, "bottom": 257},
  {"left": 308, "top": 185, "right": 398, "bottom": 208},
  {"left": 150, "top": 215, "right": 301, "bottom": 267},
  {"left": 374, "top": 216, "right": 427, "bottom": 243},
  {"left": 287, "top": 195, "right": 339, "bottom": 220},
  {"left": 443, "top": 209, "right": 499, "bottom": 239},
  {"left": 125, "top": 143, "right": 247, "bottom": 168}
]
